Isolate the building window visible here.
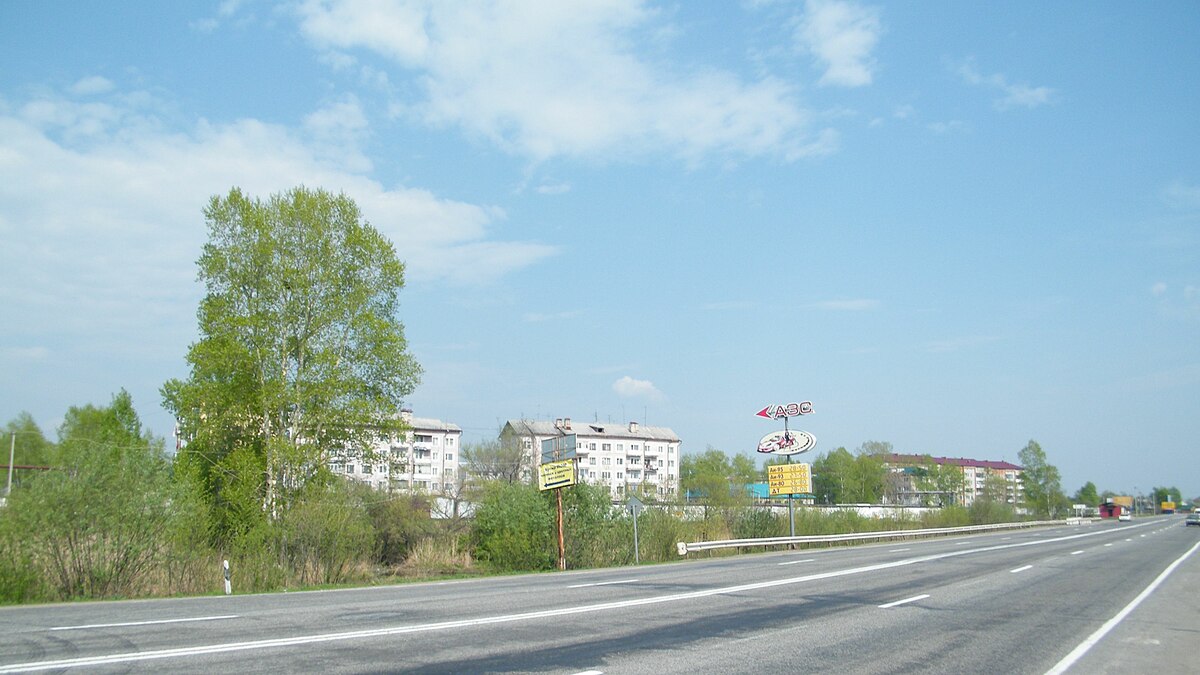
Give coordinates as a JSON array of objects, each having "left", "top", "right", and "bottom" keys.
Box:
[
  {"left": 616, "top": 458, "right": 623, "bottom": 465},
  {"left": 617, "top": 472, "right": 623, "bottom": 480},
  {"left": 589, "top": 457, "right": 596, "bottom": 465},
  {"left": 602, "top": 443, "right": 611, "bottom": 452},
  {"left": 630, "top": 444, "right": 639, "bottom": 452},
  {"left": 589, "top": 443, "right": 596, "bottom": 451},
  {"left": 445, "top": 453, "right": 453, "bottom": 462},
  {"left": 363, "top": 465, "right": 372, "bottom": 474},
  {"left": 347, "top": 464, "right": 355, "bottom": 474}
]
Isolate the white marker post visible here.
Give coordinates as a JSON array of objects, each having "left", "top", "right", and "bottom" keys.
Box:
[{"left": 223, "top": 559, "right": 231, "bottom": 596}]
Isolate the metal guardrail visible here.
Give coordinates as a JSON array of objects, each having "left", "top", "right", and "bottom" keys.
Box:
[{"left": 676, "top": 519, "right": 1089, "bottom": 556}]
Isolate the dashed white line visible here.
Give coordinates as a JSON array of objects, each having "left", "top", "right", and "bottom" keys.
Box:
[
  {"left": 1070, "top": 551, "right": 1084, "bottom": 556},
  {"left": 567, "top": 579, "right": 638, "bottom": 589},
  {"left": 1010, "top": 565, "right": 1033, "bottom": 574},
  {"left": 879, "top": 594, "right": 930, "bottom": 609},
  {"left": 51, "top": 616, "right": 239, "bottom": 631},
  {"left": 778, "top": 559, "right": 815, "bottom": 566},
  {"left": 889, "top": 548, "right": 911, "bottom": 553}
]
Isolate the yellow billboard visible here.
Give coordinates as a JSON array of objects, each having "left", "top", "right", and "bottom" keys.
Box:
[
  {"left": 768, "top": 462, "right": 812, "bottom": 496},
  {"left": 537, "top": 459, "right": 577, "bottom": 491}
]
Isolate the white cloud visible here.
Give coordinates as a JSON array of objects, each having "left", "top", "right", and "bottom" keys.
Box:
[
  {"left": 0, "top": 87, "right": 557, "bottom": 371},
  {"left": 1152, "top": 282, "right": 1167, "bottom": 296},
  {"left": 613, "top": 375, "right": 664, "bottom": 401},
  {"left": 295, "top": 0, "right": 827, "bottom": 163},
  {"left": 795, "top": 0, "right": 882, "bottom": 88},
  {"left": 956, "top": 59, "right": 1054, "bottom": 110},
  {"left": 69, "top": 76, "right": 115, "bottom": 96}
]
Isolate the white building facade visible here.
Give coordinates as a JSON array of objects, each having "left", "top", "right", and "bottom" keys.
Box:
[
  {"left": 500, "top": 418, "right": 681, "bottom": 501},
  {"left": 331, "top": 409, "right": 462, "bottom": 494}
]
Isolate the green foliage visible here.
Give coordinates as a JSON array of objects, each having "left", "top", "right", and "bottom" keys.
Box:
[
  {"left": 1018, "top": 440, "right": 1066, "bottom": 518},
  {"left": 1073, "top": 481, "right": 1100, "bottom": 506},
  {"left": 367, "top": 490, "right": 436, "bottom": 567},
  {"left": 732, "top": 509, "right": 786, "bottom": 539},
  {"left": 162, "top": 185, "right": 422, "bottom": 526},
  {"left": 681, "top": 446, "right": 757, "bottom": 507},
  {"left": 0, "top": 392, "right": 190, "bottom": 601},
  {"left": 560, "top": 481, "right": 626, "bottom": 568},
  {"left": 280, "top": 480, "right": 375, "bottom": 586},
  {"left": 471, "top": 482, "right": 555, "bottom": 571},
  {"left": 459, "top": 437, "right": 531, "bottom": 487},
  {"left": 812, "top": 446, "right": 887, "bottom": 504}
]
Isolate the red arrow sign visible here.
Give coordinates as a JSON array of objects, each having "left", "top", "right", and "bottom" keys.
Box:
[{"left": 756, "top": 401, "right": 814, "bottom": 419}]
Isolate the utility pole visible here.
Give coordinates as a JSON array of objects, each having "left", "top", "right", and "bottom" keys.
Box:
[{"left": 5, "top": 432, "right": 14, "bottom": 497}]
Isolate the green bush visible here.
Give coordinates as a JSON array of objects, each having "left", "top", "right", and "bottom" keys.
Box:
[{"left": 471, "top": 482, "right": 555, "bottom": 571}]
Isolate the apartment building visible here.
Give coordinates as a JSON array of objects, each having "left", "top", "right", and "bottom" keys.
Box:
[
  {"left": 331, "top": 409, "right": 462, "bottom": 494},
  {"left": 500, "top": 417, "right": 681, "bottom": 501},
  {"left": 883, "top": 454, "right": 1024, "bottom": 507}
]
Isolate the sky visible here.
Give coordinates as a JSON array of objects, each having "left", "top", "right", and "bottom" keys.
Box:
[{"left": 1, "top": 1, "right": 1198, "bottom": 500}]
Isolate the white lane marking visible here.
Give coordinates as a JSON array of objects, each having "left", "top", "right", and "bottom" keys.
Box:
[
  {"left": 889, "top": 548, "right": 911, "bottom": 553},
  {"left": 50, "top": 616, "right": 239, "bottom": 632},
  {"left": 777, "top": 559, "right": 815, "bottom": 566},
  {"left": 1045, "top": 540, "right": 1200, "bottom": 675},
  {"left": 1071, "top": 551, "right": 1084, "bottom": 556},
  {"left": 567, "top": 579, "right": 638, "bottom": 589},
  {"left": 1010, "top": 565, "right": 1033, "bottom": 574},
  {"left": 1104, "top": 543, "right": 1113, "bottom": 547},
  {"left": 0, "top": 526, "right": 1146, "bottom": 673},
  {"left": 878, "top": 594, "right": 930, "bottom": 609},
  {"left": 570, "top": 671, "right": 604, "bottom": 675}
]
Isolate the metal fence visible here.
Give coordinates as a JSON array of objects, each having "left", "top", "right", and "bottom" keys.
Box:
[{"left": 676, "top": 518, "right": 1092, "bottom": 556}]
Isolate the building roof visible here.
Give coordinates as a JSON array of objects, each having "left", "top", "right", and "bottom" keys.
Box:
[
  {"left": 503, "top": 419, "right": 680, "bottom": 443},
  {"left": 407, "top": 416, "right": 461, "bottom": 433},
  {"left": 885, "top": 453, "right": 1022, "bottom": 471}
]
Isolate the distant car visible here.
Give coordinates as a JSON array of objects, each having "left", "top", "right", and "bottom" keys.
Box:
[
  {"left": 1117, "top": 512, "right": 1132, "bottom": 522},
  {"left": 1186, "top": 513, "right": 1200, "bottom": 527}
]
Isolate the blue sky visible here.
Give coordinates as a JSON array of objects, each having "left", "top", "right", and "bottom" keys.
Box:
[{"left": 2, "top": 1, "right": 1198, "bottom": 500}]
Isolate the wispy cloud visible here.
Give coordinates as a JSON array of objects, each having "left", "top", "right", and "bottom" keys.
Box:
[
  {"left": 795, "top": 0, "right": 883, "bottom": 88},
  {"left": 955, "top": 58, "right": 1054, "bottom": 110},
  {"left": 810, "top": 298, "right": 880, "bottom": 311},
  {"left": 523, "top": 310, "right": 582, "bottom": 322},
  {"left": 924, "top": 335, "right": 1001, "bottom": 353},
  {"left": 613, "top": 375, "right": 665, "bottom": 401},
  {"left": 295, "top": 0, "right": 829, "bottom": 163},
  {"left": 1162, "top": 180, "right": 1200, "bottom": 210}
]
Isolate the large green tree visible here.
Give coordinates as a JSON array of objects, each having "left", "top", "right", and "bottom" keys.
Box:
[
  {"left": 162, "top": 186, "right": 421, "bottom": 528},
  {"left": 680, "top": 447, "right": 757, "bottom": 506},
  {"left": 1017, "top": 440, "right": 1066, "bottom": 518}
]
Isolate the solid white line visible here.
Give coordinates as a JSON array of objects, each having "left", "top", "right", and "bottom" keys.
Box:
[
  {"left": 878, "top": 594, "right": 930, "bottom": 609},
  {"left": 570, "top": 671, "right": 604, "bottom": 675},
  {"left": 1010, "top": 565, "right": 1033, "bottom": 573},
  {"left": 567, "top": 579, "right": 638, "bottom": 589},
  {"left": 50, "top": 616, "right": 239, "bottom": 632},
  {"left": 777, "top": 559, "right": 815, "bottom": 566},
  {"left": 0, "top": 526, "right": 1141, "bottom": 673},
  {"left": 1044, "top": 540, "right": 1200, "bottom": 675}
]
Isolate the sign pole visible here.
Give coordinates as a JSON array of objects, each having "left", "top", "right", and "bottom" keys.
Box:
[
  {"left": 556, "top": 486, "right": 566, "bottom": 571},
  {"left": 785, "top": 417, "right": 795, "bottom": 540}
]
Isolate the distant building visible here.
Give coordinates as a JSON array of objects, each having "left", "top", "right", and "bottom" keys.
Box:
[
  {"left": 500, "top": 417, "right": 681, "bottom": 501},
  {"left": 883, "top": 454, "right": 1024, "bottom": 507},
  {"left": 331, "top": 409, "right": 462, "bottom": 494}
]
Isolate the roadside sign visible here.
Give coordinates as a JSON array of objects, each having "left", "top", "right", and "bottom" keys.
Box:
[
  {"left": 538, "top": 458, "right": 577, "bottom": 491},
  {"left": 755, "top": 401, "right": 814, "bottom": 420},
  {"left": 626, "top": 494, "right": 645, "bottom": 517},
  {"left": 541, "top": 434, "right": 577, "bottom": 463},
  {"left": 768, "top": 463, "right": 812, "bottom": 496},
  {"left": 756, "top": 429, "right": 817, "bottom": 455}
]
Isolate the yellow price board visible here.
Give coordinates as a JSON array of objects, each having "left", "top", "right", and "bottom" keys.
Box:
[
  {"left": 768, "top": 462, "right": 812, "bottom": 496},
  {"left": 538, "top": 458, "right": 577, "bottom": 491}
]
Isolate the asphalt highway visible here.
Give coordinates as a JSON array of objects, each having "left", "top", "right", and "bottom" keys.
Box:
[{"left": 1, "top": 515, "right": 1196, "bottom": 674}]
